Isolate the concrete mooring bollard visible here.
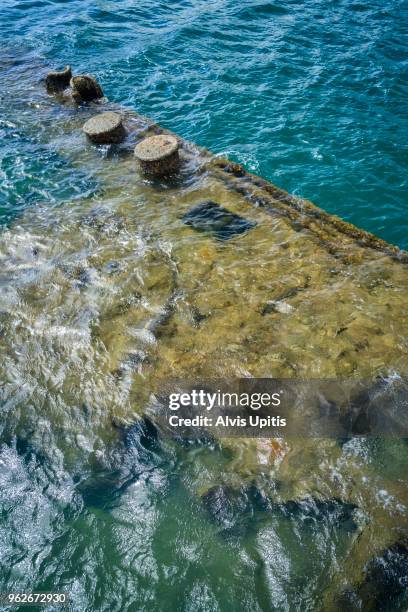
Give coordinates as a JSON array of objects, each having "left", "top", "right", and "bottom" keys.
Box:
[
  {"left": 70, "top": 75, "right": 104, "bottom": 103},
  {"left": 46, "top": 66, "right": 72, "bottom": 93},
  {"left": 83, "top": 112, "right": 126, "bottom": 144},
  {"left": 134, "top": 135, "right": 180, "bottom": 177}
]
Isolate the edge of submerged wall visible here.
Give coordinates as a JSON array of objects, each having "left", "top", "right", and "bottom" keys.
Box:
[
  {"left": 115, "top": 105, "right": 407, "bottom": 264},
  {"left": 62, "top": 92, "right": 408, "bottom": 264}
]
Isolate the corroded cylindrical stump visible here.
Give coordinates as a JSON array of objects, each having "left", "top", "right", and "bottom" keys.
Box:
[
  {"left": 70, "top": 75, "right": 104, "bottom": 102},
  {"left": 134, "top": 135, "right": 180, "bottom": 177},
  {"left": 46, "top": 66, "right": 72, "bottom": 93},
  {"left": 83, "top": 112, "right": 126, "bottom": 144}
]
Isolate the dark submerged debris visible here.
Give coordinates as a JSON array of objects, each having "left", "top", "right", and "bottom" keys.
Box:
[
  {"left": 191, "top": 306, "right": 208, "bottom": 327},
  {"left": 182, "top": 200, "right": 256, "bottom": 241},
  {"left": 223, "top": 161, "right": 246, "bottom": 177}
]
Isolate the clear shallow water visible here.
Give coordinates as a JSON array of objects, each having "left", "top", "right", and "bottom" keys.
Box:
[
  {"left": 0, "top": 2, "right": 408, "bottom": 612},
  {"left": 0, "top": 0, "right": 408, "bottom": 247}
]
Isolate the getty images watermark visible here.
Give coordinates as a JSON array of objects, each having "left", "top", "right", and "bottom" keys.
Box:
[
  {"left": 167, "top": 388, "right": 286, "bottom": 429},
  {"left": 149, "top": 377, "right": 408, "bottom": 438}
]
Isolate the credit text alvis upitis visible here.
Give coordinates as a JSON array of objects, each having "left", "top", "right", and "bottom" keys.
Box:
[{"left": 167, "top": 389, "right": 287, "bottom": 429}]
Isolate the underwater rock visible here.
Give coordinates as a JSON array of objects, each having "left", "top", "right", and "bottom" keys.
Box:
[
  {"left": 82, "top": 111, "right": 126, "bottom": 144},
  {"left": 182, "top": 200, "right": 256, "bottom": 240},
  {"left": 70, "top": 75, "right": 104, "bottom": 102},
  {"left": 336, "top": 540, "right": 408, "bottom": 611},
  {"left": 358, "top": 540, "right": 408, "bottom": 609},
  {"left": 201, "top": 484, "right": 275, "bottom": 534},
  {"left": 339, "top": 376, "right": 408, "bottom": 436},
  {"left": 77, "top": 469, "right": 126, "bottom": 508},
  {"left": 45, "top": 65, "right": 72, "bottom": 93},
  {"left": 279, "top": 498, "right": 358, "bottom": 533},
  {"left": 134, "top": 134, "right": 180, "bottom": 177},
  {"left": 202, "top": 485, "right": 250, "bottom": 531},
  {"left": 79, "top": 417, "right": 163, "bottom": 509},
  {"left": 202, "top": 484, "right": 358, "bottom": 537},
  {"left": 115, "top": 415, "right": 160, "bottom": 453}
]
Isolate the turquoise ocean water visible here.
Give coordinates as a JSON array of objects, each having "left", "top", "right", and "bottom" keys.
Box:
[{"left": 1, "top": 0, "right": 407, "bottom": 247}]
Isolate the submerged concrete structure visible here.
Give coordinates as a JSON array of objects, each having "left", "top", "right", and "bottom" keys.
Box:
[
  {"left": 70, "top": 75, "right": 104, "bottom": 102},
  {"left": 39, "top": 76, "right": 408, "bottom": 386},
  {"left": 83, "top": 111, "right": 126, "bottom": 144},
  {"left": 45, "top": 65, "right": 72, "bottom": 93},
  {"left": 4, "top": 69, "right": 405, "bottom": 604},
  {"left": 134, "top": 134, "right": 180, "bottom": 177}
]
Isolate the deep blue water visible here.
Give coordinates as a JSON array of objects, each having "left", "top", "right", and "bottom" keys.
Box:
[{"left": 1, "top": 0, "right": 407, "bottom": 247}]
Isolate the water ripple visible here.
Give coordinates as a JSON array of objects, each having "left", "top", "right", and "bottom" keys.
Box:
[{"left": 0, "top": 0, "right": 407, "bottom": 245}]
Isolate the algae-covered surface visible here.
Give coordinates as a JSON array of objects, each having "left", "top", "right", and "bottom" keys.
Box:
[{"left": 0, "top": 65, "right": 407, "bottom": 610}]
